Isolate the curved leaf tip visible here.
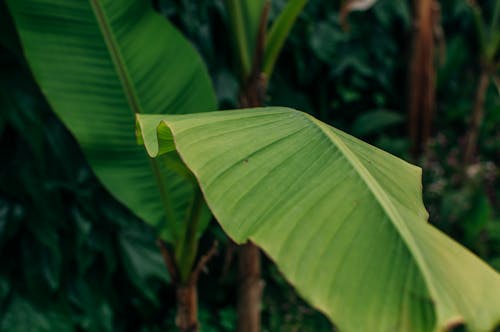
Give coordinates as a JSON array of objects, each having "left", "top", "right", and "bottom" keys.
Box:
[{"left": 136, "top": 114, "right": 175, "bottom": 158}]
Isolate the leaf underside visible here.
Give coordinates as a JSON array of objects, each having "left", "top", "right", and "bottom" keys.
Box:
[{"left": 138, "top": 108, "right": 500, "bottom": 332}]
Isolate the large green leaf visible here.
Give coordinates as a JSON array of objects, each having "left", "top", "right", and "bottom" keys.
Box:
[
  {"left": 137, "top": 108, "right": 500, "bottom": 332},
  {"left": 7, "top": 0, "right": 217, "bottom": 243}
]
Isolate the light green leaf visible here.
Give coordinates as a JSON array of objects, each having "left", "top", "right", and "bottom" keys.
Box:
[
  {"left": 137, "top": 107, "right": 500, "bottom": 332},
  {"left": 263, "top": 0, "right": 308, "bottom": 77},
  {"left": 7, "top": 0, "right": 216, "bottom": 244}
]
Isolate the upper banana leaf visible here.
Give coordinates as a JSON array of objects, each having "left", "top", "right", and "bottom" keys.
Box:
[
  {"left": 137, "top": 108, "right": 500, "bottom": 332},
  {"left": 7, "top": 0, "right": 217, "bottom": 243}
]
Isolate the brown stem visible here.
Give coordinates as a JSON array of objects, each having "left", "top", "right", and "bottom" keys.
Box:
[
  {"left": 158, "top": 240, "right": 218, "bottom": 332},
  {"left": 175, "top": 241, "right": 217, "bottom": 332},
  {"left": 237, "top": 242, "right": 264, "bottom": 332},
  {"left": 408, "top": 0, "right": 438, "bottom": 158},
  {"left": 464, "top": 68, "right": 490, "bottom": 167},
  {"left": 190, "top": 241, "right": 218, "bottom": 285},
  {"left": 236, "top": 5, "right": 270, "bottom": 332},
  {"left": 176, "top": 283, "right": 198, "bottom": 332}
]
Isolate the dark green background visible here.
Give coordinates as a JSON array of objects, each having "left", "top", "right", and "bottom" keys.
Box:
[{"left": 0, "top": 0, "right": 498, "bottom": 331}]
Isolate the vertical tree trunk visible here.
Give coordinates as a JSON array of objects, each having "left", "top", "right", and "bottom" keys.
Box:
[
  {"left": 176, "top": 283, "right": 199, "bottom": 332},
  {"left": 408, "top": 0, "right": 437, "bottom": 158},
  {"left": 464, "top": 68, "right": 489, "bottom": 167}
]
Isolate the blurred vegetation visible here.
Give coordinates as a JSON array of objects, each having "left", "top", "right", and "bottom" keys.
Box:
[{"left": 0, "top": 0, "right": 498, "bottom": 331}]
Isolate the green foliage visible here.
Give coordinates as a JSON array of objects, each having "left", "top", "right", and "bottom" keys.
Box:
[
  {"left": 137, "top": 108, "right": 500, "bottom": 331},
  {"left": 423, "top": 133, "right": 500, "bottom": 271},
  {"left": 351, "top": 109, "right": 404, "bottom": 136},
  {"left": 224, "top": 0, "right": 267, "bottom": 79},
  {"left": 1, "top": 0, "right": 500, "bottom": 331},
  {"left": 0, "top": 47, "right": 174, "bottom": 331},
  {"left": 263, "top": 0, "right": 308, "bottom": 77},
  {"left": 6, "top": 0, "right": 216, "bottom": 250},
  {"left": 225, "top": 0, "right": 309, "bottom": 81}
]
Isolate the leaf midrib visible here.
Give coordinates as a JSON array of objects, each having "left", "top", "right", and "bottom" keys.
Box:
[
  {"left": 89, "top": 0, "right": 141, "bottom": 116},
  {"left": 302, "top": 112, "right": 438, "bottom": 308},
  {"left": 89, "top": 0, "right": 176, "bottom": 233}
]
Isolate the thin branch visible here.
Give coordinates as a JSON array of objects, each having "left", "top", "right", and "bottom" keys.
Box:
[{"left": 190, "top": 241, "right": 219, "bottom": 285}]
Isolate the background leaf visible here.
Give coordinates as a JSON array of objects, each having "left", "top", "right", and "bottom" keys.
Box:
[
  {"left": 351, "top": 109, "right": 404, "bottom": 136},
  {"left": 119, "top": 228, "right": 169, "bottom": 303},
  {"left": 224, "top": 0, "right": 266, "bottom": 79},
  {"left": 263, "top": 0, "right": 308, "bottom": 76},
  {"left": 7, "top": 0, "right": 217, "bottom": 243}
]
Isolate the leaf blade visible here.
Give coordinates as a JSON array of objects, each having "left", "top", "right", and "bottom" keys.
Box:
[
  {"left": 8, "top": 0, "right": 217, "bottom": 242},
  {"left": 138, "top": 108, "right": 500, "bottom": 332}
]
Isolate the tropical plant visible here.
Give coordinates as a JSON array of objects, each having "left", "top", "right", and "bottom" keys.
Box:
[
  {"left": 6, "top": 0, "right": 216, "bottom": 330},
  {"left": 6, "top": 0, "right": 308, "bottom": 330},
  {"left": 224, "top": 1, "right": 307, "bottom": 330},
  {"left": 6, "top": 0, "right": 500, "bottom": 332},
  {"left": 136, "top": 108, "right": 500, "bottom": 332}
]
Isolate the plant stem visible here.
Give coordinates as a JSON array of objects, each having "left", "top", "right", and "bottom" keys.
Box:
[
  {"left": 408, "top": 0, "right": 438, "bottom": 158},
  {"left": 158, "top": 187, "right": 205, "bottom": 332},
  {"left": 175, "top": 283, "right": 198, "bottom": 332},
  {"left": 464, "top": 67, "right": 490, "bottom": 167},
  {"left": 236, "top": 5, "right": 270, "bottom": 332},
  {"left": 237, "top": 242, "right": 264, "bottom": 332},
  {"left": 177, "top": 188, "right": 204, "bottom": 283},
  {"left": 225, "top": 0, "right": 252, "bottom": 79},
  {"left": 163, "top": 198, "right": 200, "bottom": 332},
  {"left": 176, "top": 241, "right": 218, "bottom": 332}
]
